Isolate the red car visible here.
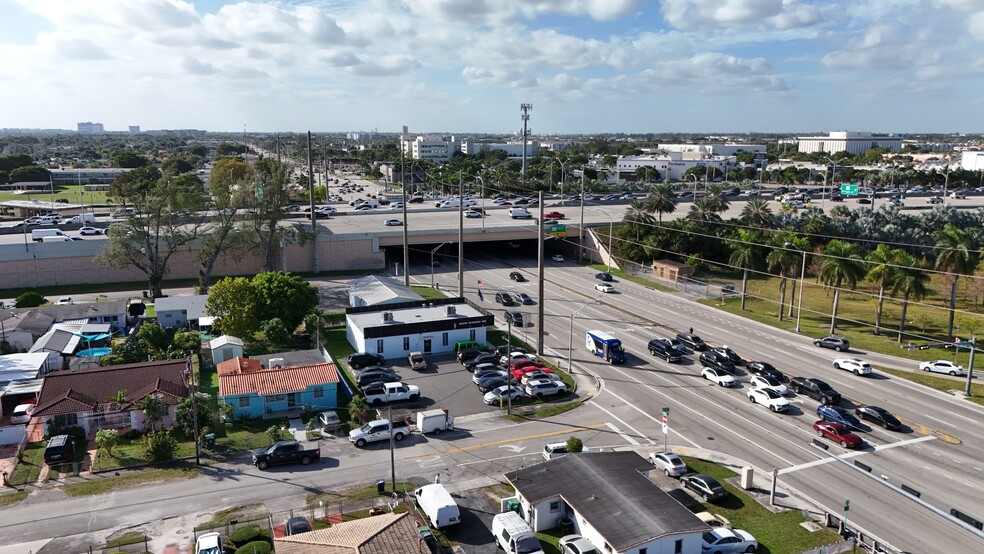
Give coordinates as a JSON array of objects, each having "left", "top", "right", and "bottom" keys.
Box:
[
  {"left": 510, "top": 364, "right": 552, "bottom": 380},
  {"left": 510, "top": 359, "right": 543, "bottom": 372},
  {"left": 544, "top": 211, "right": 565, "bottom": 219},
  {"left": 813, "top": 420, "right": 863, "bottom": 449}
]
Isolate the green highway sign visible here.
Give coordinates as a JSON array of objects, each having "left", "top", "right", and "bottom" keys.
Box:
[
  {"left": 548, "top": 225, "right": 567, "bottom": 237},
  {"left": 840, "top": 184, "right": 859, "bottom": 196},
  {"left": 662, "top": 407, "right": 670, "bottom": 415}
]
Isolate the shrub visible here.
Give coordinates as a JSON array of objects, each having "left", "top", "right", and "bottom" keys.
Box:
[
  {"left": 266, "top": 425, "right": 282, "bottom": 444},
  {"left": 96, "top": 429, "right": 119, "bottom": 456},
  {"left": 228, "top": 525, "right": 271, "bottom": 548},
  {"left": 234, "top": 541, "right": 272, "bottom": 554},
  {"left": 565, "top": 436, "right": 584, "bottom": 454},
  {"left": 14, "top": 291, "right": 44, "bottom": 308},
  {"left": 141, "top": 430, "right": 178, "bottom": 462}
]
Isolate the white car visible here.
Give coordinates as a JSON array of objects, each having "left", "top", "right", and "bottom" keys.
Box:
[
  {"left": 551, "top": 254, "right": 565, "bottom": 262},
  {"left": 195, "top": 532, "right": 223, "bottom": 554},
  {"left": 390, "top": 202, "right": 404, "bottom": 210},
  {"left": 354, "top": 205, "right": 374, "bottom": 211},
  {"left": 502, "top": 352, "right": 536, "bottom": 365},
  {"left": 559, "top": 534, "right": 600, "bottom": 554},
  {"left": 702, "top": 527, "right": 757, "bottom": 554},
  {"left": 747, "top": 387, "right": 790, "bottom": 412},
  {"left": 10, "top": 403, "right": 35, "bottom": 424},
  {"left": 78, "top": 226, "right": 104, "bottom": 235},
  {"left": 384, "top": 219, "right": 403, "bottom": 226},
  {"left": 749, "top": 375, "right": 788, "bottom": 396},
  {"left": 695, "top": 511, "right": 732, "bottom": 529},
  {"left": 484, "top": 384, "right": 525, "bottom": 405},
  {"left": 595, "top": 283, "right": 614, "bottom": 293},
  {"left": 834, "top": 358, "right": 872, "bottom": 376},
  {"left": 648, "top": 451, "right": 688, "bottom": 477},
  {"left": 701, "top": 367, "right": 736, "bottom": 387},
  {"left": 465, "top": 210, "right": 483, "bottom": 218},
  {"left": 55, "top": 296, "right": 73, "bottom": 305},
  {"left": 919, "top": 360, "right": 966, "bottom": 376}
]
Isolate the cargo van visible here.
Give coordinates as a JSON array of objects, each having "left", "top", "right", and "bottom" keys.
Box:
[
  {"left": 66, "top": 213, "right": 96, "bottom": 224},
  {"left": 414, "top": 484, "right": 460, "bottom": 528},
  {"left": 44, "top": 434, "right": 76, "bottom": 465},
  {"left": 509, "top": 207, "right": 532, "bottom": 219},
  {"left": 111, "top": 207, "right": 135, "bottom": 218},
  {"left": 32, "top": 229, "right": 67, "bottom": 242},
  {"left": 491, "top": 511, "right": 544, "bottom": 554}
]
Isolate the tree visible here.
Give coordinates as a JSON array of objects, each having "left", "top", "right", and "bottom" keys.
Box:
[
  {"left": 172, "top": 330, "right": 202, "bottom": 356},
  {"left": 136, "top": 393, "right": 168, "bottom": 432},
  {"left": 142, "top": 429, "right": 178, "bottom": 461},
  {"left": 766, "top": 234, "right": 806, "bottom": 321},
  {"left": 865, "top": 244, "right": 904, "bottom": 335},
  {"left": 207, "top": 276, "right": 259, "bottom": 339},
  {"left": 111, "top": 150, "right": 151, "bottom": 168},
  {"left": 14, "top": 290, "right": 45, "bottom": 308},
  {"left": 261, "top": 318, "right": 291, "bottom": 347},
  {"left": 348, "top": 395, "right": 372, "bottom": 427},
  {"left": 0, "top": 154, "right": 34, "bottom": 173},
  {"left": 9, "top": 165, "right": 51, "bottom": 183},
  {"left": 934, "top": 224, "right": 979, "bottom": 339},
  {"left": 729, "top": 229, "right": 764, "bottom": 311},
  {"left": 891, "top": 253, "right": 931, "bottom": 342},
  {"left": 138, "top": 322, "right": 170, "bottom": 355},
  {"left": 160, "top": 156, "right": 196, "bottom": 175},
  {"left": 196, "top": 157, "right": 257, "bottom": 293},
  {"left": 623, "top": 200, "right": 655, "bottom": 241},
  {"left": 175, "top": 392, "right": 218, "bottom": 441},
  {"left": 251, "top": 271, "right": 319, "bottom": 332},
  {"left": 247, "top": 158, "right": 296, "bottom": 270},
  {"left": 739, "top": 198, "right": 774, "bottom": 228},
  {"left": 565, "top": 436, "right": 584, "bottom": 453},
  {"left": 818, "top": 240, "right": 866, "bottom": 334},
  {"left": 95, "top": 429, "right": 119, "bottom": 456},
  {"left": 644, "top": 185, "right": 676, "bottom": 223}
]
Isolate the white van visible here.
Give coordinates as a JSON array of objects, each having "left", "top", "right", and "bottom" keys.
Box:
[
  {"left": 41, "top": 236, "right": 71, "bottom": 242},
  {"left": 36, "top": 214, "right": 61, "bottom": 225},
  {"left": 32, "top": 229, "right": 67, "bottom": 242},
  {"left": 542, "top": 442, "right": 590, "bottom": 460},
  {"left": 509, "top": 207, "right": 532, "bottom": 219},
  {"left": 414, "top": 484, "right": 460, "bottom": 528},
  {"left": 111, "top": 207, "right": 135, "bottom": 219},
  {"left": 491, "top": 511, "right": 544, "bottom": 554}
]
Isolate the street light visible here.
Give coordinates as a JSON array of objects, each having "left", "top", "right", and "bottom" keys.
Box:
[
  {"left": 594, "top": 208, "right": 615, "bottom": 273},
  {"left": 555, "top": 158, "right": 568, "bottom": 199},
  {"left": 824, "top": 157, "right": 848, "bottom": 210},
  {"left": 690, "top": 174, "right": 699, "bottom": 201},
  {"left": 430, "top": 241, "right": 450, "bottom": 288},
  {"left": 568, "top": 299, "right": 602, "bottom": 375},
  {"left": 785, "top": 241, "right": 808, "bottom": 333},
  {"left": 474, "top": 175, "right": 487, "bottom": 233}
]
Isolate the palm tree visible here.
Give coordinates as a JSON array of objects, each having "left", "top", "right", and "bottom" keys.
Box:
[
  {"left": 623, "top": 200, "right": 655, "bottom": 241},
  {"left": 701, "top": 183, "right": 731, "bottom": 215},
  {"left": 818, "top": 240, "right": 866, "bottom": 334},
  {"left": 766, "top": 235, "right": 804, "bottom": 321},
  {"left": 934, "top": 224, "right": 979, "bottom": 339},
  {"left": 687, "top": 198, "right": 723, "bottom": 224},
  {"left": 645, "top": 184, "right": 677, "bottom": 223},
  {"left": 729, "top": 229, "right": 763, "bottom": 310},
  {"left": 865, "top": 244, "right": 904, "bottom": 335},
  {"left": 739, "top": 198, "right": 773, "bottom": 228},
  {"left": 891, "top": 253, "right": 931, "bottom": 343}
]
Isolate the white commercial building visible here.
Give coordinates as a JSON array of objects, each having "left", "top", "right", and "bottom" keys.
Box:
[
  {"left": 460, "top": 139, "right": 539, "bottom": 158},
  {"left": 797, "top": 131, "right": 902, "bottom": 154},
  {"left": 346, "top": 298, "right": 493, "bottom": 359},
  {"left": 616, "top": 152, "right": 735, "bottom": 181},
  {"left": 77, "top": 122, "right": 104, "bottom": 134},
  {"left": 402, "top": 135, "right": 461, "bottom": 164},
  {"left": 960, "top": 151, "right": 984, "bottom": 171},
  {"left": 656, "top": 143, "right": 766, "bottom": 157}
]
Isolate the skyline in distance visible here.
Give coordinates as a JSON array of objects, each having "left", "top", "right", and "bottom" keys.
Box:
[{"left": 1, "top": 0, "right": 982, "bottom": 135}]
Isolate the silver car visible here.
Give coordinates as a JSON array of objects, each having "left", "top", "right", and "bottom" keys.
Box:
[{"left": 649, "top": 451, "right": 688, "bottom": 477}]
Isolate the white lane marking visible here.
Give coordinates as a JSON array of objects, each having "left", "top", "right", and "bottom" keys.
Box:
[
  {"left": 945, "top": 410, "right": 979, "bottom": 424},
  {"left": 591, "top": 402, "right": 651, "bottom": 446},
  {"left": 593, "top": 388, "right": 701, "bottom": 449},
  {"left": 604, "top": 421, "right": 642, "bottom": 446},
  {"left": 778, "top": 435, "right": 935, "bottom": 475},
  {"left": 923, "top": 414, "right": 951, "bottom": 427}
]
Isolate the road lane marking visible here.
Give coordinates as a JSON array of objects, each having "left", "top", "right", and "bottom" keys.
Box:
[
  {"left": 605, "top": 422, "right": 641, "bottom": 446},
  {"left": 945, "top": 410, "right": 978, "bottom": 424},
  {"left": 591, "top": 402, "right": 650, "bottom": 445},
  {"left": 410, "top": 423, "right": 607, "bottom": 458},
  {"left": 778, "top": 435, "right": 935, "bottom": 475}
]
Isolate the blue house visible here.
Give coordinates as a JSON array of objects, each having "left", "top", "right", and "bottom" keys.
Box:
[{"left": 217, "top": 356, "right": 340, "bottom": 419}]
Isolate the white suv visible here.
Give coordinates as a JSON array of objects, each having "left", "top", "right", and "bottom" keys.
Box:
[
  {"left": 509, "top": 207, "right": 532, "bottom": 219},
  {"left": 833, "top": 358, "right": 872, "bottom": 376},
  {"left": 525, "top": 379, "right": 567, "bottom": 398}
]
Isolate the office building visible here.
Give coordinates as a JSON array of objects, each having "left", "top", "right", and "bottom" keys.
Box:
[{"left": 797, "top": 132, "right": 901, "bottom": 154}]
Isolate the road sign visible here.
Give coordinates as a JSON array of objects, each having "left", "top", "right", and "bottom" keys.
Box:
[
  {"left": 662, "top": 407, "right": 669, "bottom": 416},
  {"left": 840, "top": 184, "right": 859, "bottom": 196},
  {"left": 548, "top": 224, "right": 567, "bottom": 237},
  {"left": 844, "top": 499, "right": 850, "bottom": 512}
]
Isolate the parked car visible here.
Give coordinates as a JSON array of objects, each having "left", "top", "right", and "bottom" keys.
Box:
[
  {"left": 595, "top": 272, "right": 613, "bottom": 281},
  {"left": 747, "top": 388, "right": 789, "bottom": 412},
  {"left": 551, "top": 254, "right": 565, "bottom": 262},
  {"left": 457, "top": 349, "right": 484, "bottom": 365},
  {"left": 855, "top": 405, "right": 902, "bottom": 430},
  {"left": 559, "top": 534, "right": 600, "bottom": 554},
  {"left": 813, "top": 336, "right": 850, "bottom": 351},
  {"left": 676, "top": 332, "right": 708, "bottom": 351},
  {"left": 789, "top": 377, "right": 841, "bottom": 405},
  {"left": 477, "top": 377, "right": 520, "bottom": 393},
  {"left": 195, "top": 532, "right": 223, "bottom": 554},
  {"left": 525, "top": 379, "right": 567, "bottom": 399},
  {"left": 648, "top": 451, "right": 687, "bottom": 477},
  {"left": 695, "top": 511, "right": 732, "bottom": 529},
  {"left": 284, "top": 516, "right": 312, "bottom": 536},
  {"left": 509, "top": 271, "right": 526, "bottom": 282},
  {"left": 701, "top": 367, "right": 736, "bottom": 387},
  {"left": 699, "top": 351, "right": 736, "bottom": 373},
  {"left": 408, "top": 351, "right": 427, "bottom": 371},
  {"left": 10, "top": 403, "right": 35, "bottom": 424},
  {"left": 595, "top": 283, "right": 615, "bottom": 293},
  {"left": 464, "top": 353, "right": 499, "bottom": 371},
  {"left": 919, "top": 359, "right": 966, "bottom": 376},
  {"left": 749, "top": 375, "right": 787, "bottom": 396},
  {"left": 473, "top": 368, "right": 507, "bottom": 384},
  {"left": 356, "top": 370, "right": 401, "bottom": 388},
  {"left": 681, "top": 473, "right": 728, "bottom": 502},
  {"left": 520, "top": 370, "right": 561, "bottom": 386},
  {"left": 813, "top": 420, "right": 863, "bottom": 449},
  {"left": 484, "top": 384, "right": 525, "bottom": 405},
  {"left": 817, "top": 405, "right": 863, "bottom": 430},
  {"left": 701, "top": 527, "right": 757, "bottom": 554},
  {"left": 348, "top": 352, "right": 385, "bottom": 369},
  {"left": 746, "top": 361, "right": 785, "bottom": 382},
  {"left": 833, "top": 358, "right": 872, "bottom": 376}
]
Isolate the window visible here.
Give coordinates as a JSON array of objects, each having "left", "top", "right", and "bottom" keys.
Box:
[
  {"left": 313, "top": 386, "right": 324, "bottom": 399},
  {"left": 403, "top": 337, "right": 410, "bottom": 350},
  {"left": 641, "top": 549, "right": 648, "bottom": 554},
  {"left": 674, "top": 539, "right": 683, "bottom": 553},
  {"left": 549, "top": 501, "right": 560, "bottom": 513},
  {"left": 238, "top": 397, "right": 250, "bottom": 408},
  {"left": 469, "top": 329, "right": 476, "bottom": 341},
  {"left": 442, "top": 333, "right": 448, "bottom": 346},
  {"left": 266, "top": 394, "right": 286, "bottom": 403},
  {"left": 376, "top": 339, "right": 384, "bottom": 353},
  {"left": 53, "top": 413, "right": 78, "bottom": 428}
]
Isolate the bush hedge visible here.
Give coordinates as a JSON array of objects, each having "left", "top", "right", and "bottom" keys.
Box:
[
  {"left": 227, "top": 525, "right": 271, "bottom": 548},
  {"left": 233, "top": 541, "right": 272, "bottom": 554}
]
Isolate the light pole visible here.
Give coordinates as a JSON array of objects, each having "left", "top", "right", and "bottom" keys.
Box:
[
  {"left": 475, "top": 175, "right": 487, "bottom": 233},
  {"left": 786, "top": 241, "right": 808, "bottom": 333},
  {"left": 430, "top": 241, "right": 450, "bottom": 288},
  {"left": 690, "top": 174, "right": 699, "bottom": 201},
  {"left": 555, "top": 158, "right": 568, "bottom": 199},
  {"left": 824, "top": 157, "right": 847, "bottom": 210},
  {"left": 568, "top": 299, "right": 602, "bottom": 375},
  {"left": 594, "top": 208, "right": 615, "bottom": 273},
  {"left": 578, "top": 168, "right": 586, "bottom": 262}
]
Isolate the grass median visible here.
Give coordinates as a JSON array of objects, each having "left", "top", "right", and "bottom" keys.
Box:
[{"left": 62, "top": 467, "right": 198, "bottom": 496}]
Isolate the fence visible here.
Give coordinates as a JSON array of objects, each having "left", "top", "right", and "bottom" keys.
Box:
[
  {"left": 811, "top": 511, "right": 906, "bottom": 554},
  {"left": 622, "top": 262, "right": 740, "bottom": 300},
  {"left": 87, "top": 536, "right": 150, "bottom": 554}
]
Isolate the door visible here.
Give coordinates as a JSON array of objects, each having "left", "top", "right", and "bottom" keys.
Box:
[
  {"left": 287, "top": 393, "right": 298, "bottom": 409},
  {"left": 423, "top": 338, "right": 432, "bottom": 354}
]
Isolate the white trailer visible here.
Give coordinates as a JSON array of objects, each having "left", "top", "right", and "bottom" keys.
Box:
[{"left": 416, "top": 409, "right": 454, "bottom": 435}]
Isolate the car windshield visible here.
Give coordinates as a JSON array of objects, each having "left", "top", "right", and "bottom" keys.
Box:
[
  {"left": 762, "top": 389, "right": 780, "bottom": 398},
  {"left": 514, "top": 536, "right": 543, "bottom": 553},
  {"left": 817, "top": 383, "right": 834, "bottom": 392},
  {"left": 198, "top": 547, "right": 221, "bottom": 554},
  {"left": 760, "top": 376, "right": 780, "bottom": 386}
]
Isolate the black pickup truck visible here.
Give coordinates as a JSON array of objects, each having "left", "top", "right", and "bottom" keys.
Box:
[
  {"left": 252, "top": 441, "right": 320, "bottom": 470},
  {"left": 789, "top": 377, "right": 841, "bottom": 405}
]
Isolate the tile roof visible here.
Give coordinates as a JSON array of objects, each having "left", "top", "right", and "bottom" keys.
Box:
[
  {"left": 33, "top": 358, "right": 190, "bottom": 417},
  {"left": 219, "top": 362, "right": 339, "bottom": 397},
  {"left": 274, "top": 512, "right": 429, "bottom": 554},
  {"left": 216, "top": 357, "right": 262, "bottom": 376}
]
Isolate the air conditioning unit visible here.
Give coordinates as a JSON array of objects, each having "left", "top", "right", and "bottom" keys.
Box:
[
  {"left": 382, "top": 312, "right": 394, "bottom": 323},
  {"left": 445, "top": 305, "right": 456, "bottom": 316}
]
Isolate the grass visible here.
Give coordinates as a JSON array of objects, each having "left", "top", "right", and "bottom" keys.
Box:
[
  {"left": 306, "top": 481, "right": 415, "bottom": 506},
  {"left": 503, "top": 401, "right": 584, "bottom": 423},
  {"left": 411, "top": 285, "right": 448, "bottom": 301},
  {"left": 217, "top": 418, "right": 291, "bottom": 452},
  {"left": 0, "top": 184, "right": 111, "bottom": 204},
  {"left": 197, "top": 504, "right": 268, "bottom": 529},
  {"left": 92, "top": 433, "right": 198, "bottom": 471},
  {"left": 587, "top": 263, "right": 675, "bottom": 292},
  {"left": 681, "top": 457, "right": 842, "bottom": 554},
  {"left": 104, "top": 531, "right": 149, "bottom": 548},
  {"left": 0, "top": 277, "right": 199, "bottom": 299},
  {"left": 487, "top": 329, "right": 534, "bottom": 353},
  {"left": 10, "top": 443, "right": 46, "bottom": 485},
  {"left": 0, "top": 491, "right": 28, "bottom": 507},
  {"left": 62, "top": 467, "right": 198, "bottom": 496}
]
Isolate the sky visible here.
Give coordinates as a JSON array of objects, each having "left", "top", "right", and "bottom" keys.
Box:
[{"left": 0, "top": 0, "right": 982, "bottom": 134}]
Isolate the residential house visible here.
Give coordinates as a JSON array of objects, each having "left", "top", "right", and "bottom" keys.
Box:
[
  {"left": 0, "top": 352, "right": 50, "bottom": 387},
  {"left": 218, "top": 357, "right": 340, "bottom": 419},
  {"left": 154, "top": 295, "right": 209, "bottom": 328},
  {"left": 27, "top": 321, "right": 113, "bottom": 373},
  {"left": 0, "top": 311, "right": 54, "bottom": 352},
  {"left": 209, "top": 335, "right": 244, "bottom": 365},
  {"left": 32, "top": 359, "right": 191, "bottom": 437},
  {"left": 0, "top": 300, "right": 128, "bottom": 334},
  {"left": 502, "top": 451, "right": 706, "bottom": 554},
  {"left": 347, "top": 275, "right": 423, "bottom": 307},
  {"left": 274, "top": 512, "right": 431, "bottom": 554}
]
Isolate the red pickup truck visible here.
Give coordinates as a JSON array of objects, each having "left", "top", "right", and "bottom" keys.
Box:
[{"left": 544, "top": 211, "right": 565, "bottom": 219}]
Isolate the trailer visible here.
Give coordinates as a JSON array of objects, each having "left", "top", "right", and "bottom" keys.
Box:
[
  {"left": 416, "top": 409, "right": 454, "bottom": 435},
  {"left": 585, "top": 330, "right": 626, "bottom": 364}
]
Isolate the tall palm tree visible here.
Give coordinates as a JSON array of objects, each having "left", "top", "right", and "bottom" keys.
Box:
[
  {"left": 623, "top": 200, "right": 655, "bottom": 241},
  {"left": 729, "top": 229, "right": 763, "bottom": 310},
  {"left": 739, "top": 198, "right": 774, "bottom": 228},
  {"left": 687, "top": 198, "right": 723, "bottom": 224},
  {"left": 865, "top": 244, "right": 904, "bottom": 335},
  {"left": 766, "top": 234, "right": 804, "bottom": 321},
  {"left": 818, "top": 240, "right": 866, "bottom": 334},
  {"left": 891, "top": 253, "right": 930, "bottom": 343},
  {"left": 645, "top": 184, "right": 677, "bottom": 223},
  {"left": 934, "top": 224, "right": 980, "bottom": 339},
  {"left": 701, "top": 183, "right": 731, "bottom": 215}
]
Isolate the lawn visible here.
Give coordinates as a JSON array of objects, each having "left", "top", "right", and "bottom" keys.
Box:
[
  {"left": 0, "top": 277, "right": 199, "bottom": 299},
  {"left": 0, "top": 491, "right": 28, "bottom": 507},
  {"left": 306, "top": 481, "right": 416, "bottom": 506},
  {"left": 9, "top": 443, "right": 46, "bottom": 485},
  {"left": 92, "top": 433, "right": 199, "bottom": 471},
  {"left": 681, "top": 457, "right": 843, "bottom": 554},
  {"left": 587, "top": 263, "right": 675, "bottom": 292},
  {"left": 0, "top": 184, "right": 111, "bottom": 205},
  {"left": 411, "top": 285, "right": 448, "bottom": 301},
  {"left": 62, "top": 467, "right": 198, "bottom": 496}
]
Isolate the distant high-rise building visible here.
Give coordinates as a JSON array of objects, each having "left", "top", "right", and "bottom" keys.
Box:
[
  {"left": 128, "top": 125, "right": 140, "bottom": 134},
  {"left": 402, "top": 125, "right": 408, "bottom": 135},
  {"left": 77, "top": 122, "right": 104, "bottom": 134}
]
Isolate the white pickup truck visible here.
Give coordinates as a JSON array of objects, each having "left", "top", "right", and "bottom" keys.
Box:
[
  {"left": 349, "top": 419, "right": 412, "bottom": 447},
  {"left": 363, "top": 382, "right": 421, "bottom": 406}
]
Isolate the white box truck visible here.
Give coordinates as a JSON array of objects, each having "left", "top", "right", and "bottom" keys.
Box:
[
  {"left": 32, "top": 229, "right": 67, "bottom": 242},
  {"left": 416, "top": 409, "right": 454, "bottom": 435},
  {"left": 66, "top": 213, "right": 96, "bottom": 224},
  {"left": 414, "top": 484, "right": 460, "bottom": 528}
]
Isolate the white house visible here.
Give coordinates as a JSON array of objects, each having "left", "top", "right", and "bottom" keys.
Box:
[
  {"left": 347, "top": 275, "right": 422, "bottom": 307},
  {"left": 346, "top": 298, "right": 493, "bottom": 358},
  {"left": 154, "top": 295, "right": 209, "bottom": 328},
  {"left": 0, "top": 311, "right": 54, "bottom": 352},
  {"left": 503, "top": 452, "right": 706, "bottom": 554},
  {"left": 209, "top": 335, "right": 244, "bottom": 365}
]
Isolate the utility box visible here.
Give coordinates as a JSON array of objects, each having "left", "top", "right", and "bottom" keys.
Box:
[{"left": 740, "top": 466, "right": 754, "bottom": 489}]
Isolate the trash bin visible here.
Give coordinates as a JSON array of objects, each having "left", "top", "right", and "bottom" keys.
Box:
[
  {"left": 505, "top": 499, "right": 520, "bottom": 514},
  {"left": 559, "top": 516, "right": 574, "bottom": 534},
  {"left": 377, "top": 479, "right": 386, "bottom": 494}
]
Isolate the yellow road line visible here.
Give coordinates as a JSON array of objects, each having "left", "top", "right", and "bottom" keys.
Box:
[
  {"left": 898, "top": 416, "right": 962, "bottom": 444},
  {"left": 411, "top": 422, "right": 607, "bottom": 458}
]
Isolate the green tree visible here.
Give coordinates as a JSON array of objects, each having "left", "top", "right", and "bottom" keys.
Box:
[
  {"left": 0, "top": 154, "right": 34, "bottom": 173},
  {"left": 95, "top": 429, "right": 119, "bottom": 456},
  {"left": 818, "top": 240, "right": 866, "bottom": 334},
  {"left": 247, "top": 158, "right": 296, "bottom": 270},
  {"left": 14, "top": 290, "right": 45, "bottom": 308},
  {"left": 565, "top": 436, "right": 584, "bottom": 453},
  {"left": 142, "top": 429, "right": 178, "bottom": 461},
  {"left": 865, "top": 244, "right": 904, "bottom": 335},
  {"left": 729, "top": 229, "right": 764, "bottom": 311},
  {"left": 175, "top": 392, "right": 218, "bottom": 441},
  {"left": 348, "top": 395, "right": 373, "bottom": 427},
  {"left": 216, "top": 142, "right": 246, "bottom": 157},
  {"left": 207, "top": 276, "right": 259, "bottom": 339},
  {"left": 261, "top": 318, "right": 291, "bottom": 347},
  {"left": 891, "top": 253, "right": 931, "bottom": 342},
  {"left": 138, "top": 322, "right": 170, "bottom": 354},
  {"left": 623, "top": 200, "right": 655, "bottom": 241},
  {"left": 934, "top": 224, "right": 979, "bottom": 339},
  {"left": 251, "top": 271, "right": 319, "bottom": 332},
  {"left": 111, "top": 150, "right": 151, "bottom": 168},
  {"left": 161, "top": 156, "right": 196, "bottom": 175},
  {"left": 739, "top": 198, "right": 773, "bottom": 228},
  {"left": 266, "top": 425, "right": 283, "bottom": 444},
  {"left": 644, "top": 185, "right": 676, "bottom": 223},
  {"left": 172, "top": 330, "right": 202, "bottom": 356},
  {"left": 9, "top": 165, "right": 51, "bottom": 183},
  {"left": 136, "top": 393, "right": 169, "bottom": 432},
  {"left": 766, "top": 235, "right": 807, "bottom": 321},
  {"left": 197, "top": 157, "right": 257, "bottom": 293}
]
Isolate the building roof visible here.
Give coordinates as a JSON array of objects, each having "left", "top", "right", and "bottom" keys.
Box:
[
  {"left": 29, "top": 329, "right": 80, "bottom": 355},
  {"left": 504, "top": 452, "right": 706, "bottom": 551},
  {"left": 153, "top": 295, "right": 209, "bottom": 321},
  {"left": 347, "top": 302, "right": 484, "bottom": 330},
  {"left": 250, "top": 349, "right": 329, "bottom": 369},
  {"left": 33, "top": 358, "right": 190, "bottom": 417},
  {"left": 218, "top": 362, "right": 339, "bottom": 397},
  {"left": 0, "top": 300, "right": 127, "bottom": 324},
  {"left": 209, "top": 335, "right": 243, "bottom": 350},
  {"left": 347, "top": 275, "right": 422, "bottom": 307},
  {"left": 274, "top": 512, "right": 427, "bottom": 554},
  {"left": 0, "top": 353, "right": 50, "bottom": 381},
  {"left": 0, "top": 311, "right": 55, "bottom": 335},
  {"left": 216, "top": 356, "right": 262, "bottom": 376}
]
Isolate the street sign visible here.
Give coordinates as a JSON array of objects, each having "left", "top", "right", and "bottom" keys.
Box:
[
  {"left": 840, "top": 184, "right": 859, "bottom": 196},
  {"left": 844, "top": 499, "right": 850, "bottom": 512},
  {"left": 662, "top": 407, "right": 669, "bottom": 416},
  {"left": 548, "top": 225, "right": 567, "bottom": 237}
]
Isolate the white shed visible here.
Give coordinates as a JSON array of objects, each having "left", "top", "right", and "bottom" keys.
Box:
[{"left": 209, "top": 335, "right": 244, "bottom": 365}]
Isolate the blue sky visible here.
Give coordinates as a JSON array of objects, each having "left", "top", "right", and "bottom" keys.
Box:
[{"left": 0, "top": 0, "right": 982, "bottom": 134}]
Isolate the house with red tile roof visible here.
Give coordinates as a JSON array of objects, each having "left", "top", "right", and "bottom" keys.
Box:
[
  {"left": 32, "top": 358, "right": 191, "bottom": 438},
  {"left": 274, "top": 512, "right": 429, "bottom": 554},
  {"left": 217, "top": 357, "right": 340, "bottom": 419}
]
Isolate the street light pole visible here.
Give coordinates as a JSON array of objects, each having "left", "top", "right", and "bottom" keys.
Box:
[
  {"left": 786, "top": 242, "right": 808, "bottom": 333},
  {"left": 568, "top": 300, "right": 601, "bottom": 375},
  {"left": 690, "top": 174, "right": 699, "bottom": 201},
  {"left": 579, "top": 169, "right": 586, "bottom": 262}
]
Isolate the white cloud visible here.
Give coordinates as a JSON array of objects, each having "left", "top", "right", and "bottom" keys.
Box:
[
  {"left": 404, "top": 0, "right": 640, "bottom": 24},
  {"left": 821, "top": 25, "right": 939, "bottom": 70},
  {"left": 970, "top": 11, "right": 984, "bottom": 40},
  {"left": 659, "top": 0, "right": 823, "bottom": 30}
]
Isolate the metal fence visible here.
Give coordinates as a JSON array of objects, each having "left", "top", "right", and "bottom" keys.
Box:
[{"left": 86, "top": 536, "right": 150, "bottom": 554}]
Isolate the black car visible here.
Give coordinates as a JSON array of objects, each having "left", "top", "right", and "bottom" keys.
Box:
[
  {"left": 356, "top": 371, "right": 402, "bottom": 388},
  {"left": 495, "top": 292, "right": 516, "bottom": 306},
  {"left": 457, "top": 348, "right": 484, "bottom": 364},
  {"left": 680, "top": 473, "right": 728, "bottom": 502},
  {"left": 509, "top": 271, "right": 526, "bottom": 282},
  {"left": 855, "top": 405, "right": 902, "bottom": 431},
  {"left": 746, "top": 361, "right": 786, "bottom": 382},
  {"left": 789, "top": 377, "right": 841, "bottom": 405},
  {"left": 517, "top": 293, "right": 535, "bottom": 305},
  {"left": 712, "top": 346, "right": 743, "bottom": 366},
  {"left": 494, "top": 344, "right": 525, "bottom": 358},
  {"left": 284, "top": 516, "right": 312, "bottom": 536},
  {"left": 464, "top": 353, "right": 500, "bottom": 371},
  {"left": 648, "top": 339, "right": 682, "bottom": 363},
  {"left": 478, "top": 377, "right": 520, "bottom": 394},
  {"left": 813, "top": 336, "right": 850, "bottom": 352},
  {"left": 356, "top": 365, "right": 396, "bottom": 378},
  {"left": 504, "top": 311, "right": 524, "bottom": 326},
  {"left": 675, "top": 332, "right": 707, "bottom": 351},
  {"left": 348, "top": 352, "right": 385, "bottom": 369},
  {"left": 596, "top": 272, "right": 613, "bottom": 282},
  {"left": 699, "top": 350, "right": 736, "bottom": 373}
]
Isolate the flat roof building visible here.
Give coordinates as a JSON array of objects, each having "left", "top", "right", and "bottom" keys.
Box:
[{"left": 797, "top": 131, "right": 901, "bottom": 154}]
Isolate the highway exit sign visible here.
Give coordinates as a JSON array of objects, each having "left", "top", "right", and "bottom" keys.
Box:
[
  {"left": 840, "top": 184, "right": 859, "bottom": 196},
  {"left": 548, "top": 225, "right": 567, "bottom": 237}
]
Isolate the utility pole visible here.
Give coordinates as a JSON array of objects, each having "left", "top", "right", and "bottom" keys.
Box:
[
  {"left": 308, "top": 131, "right": 318, "bottom": 273},
  {"left": 520, "top": 103, "right": 532, "bottom": 184},
  {"left": 191, "top": 356, "right": 200, "bottom": 466},
  {"left": 966, "top": 337, "right": 976, "bottom": 396},
  {"left": 506, "top": 318, "right": 513, "bottom": 415},
  {"left": 401, "top": 137, "right": 409, "bottom": 286},
  {"left": 458, "top": 170, "right": 464, "bottom": 297},
  {"left": 578, "top": 169, "right": 586, "bottom": 262},
  {"left": 537, "top": 190, "right": 545, "bottom": 355},
  {"left": 388, "top": 404, "right": 396, "bottom": 491}
]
